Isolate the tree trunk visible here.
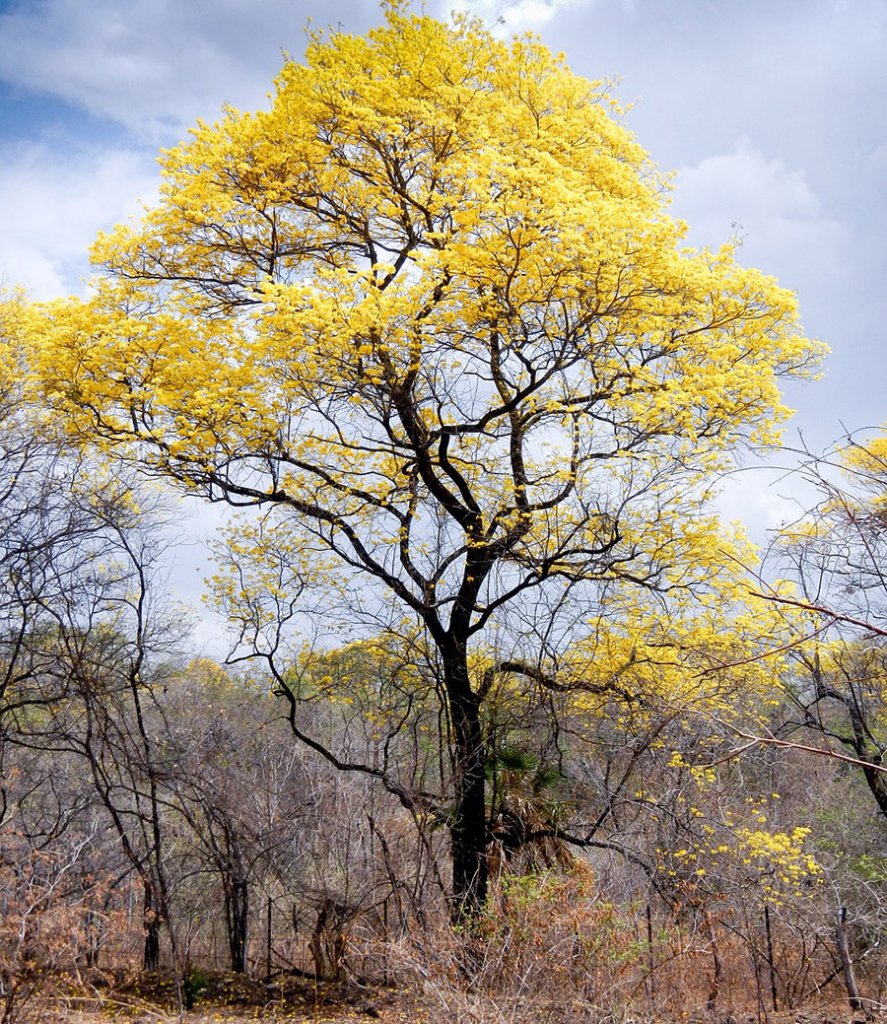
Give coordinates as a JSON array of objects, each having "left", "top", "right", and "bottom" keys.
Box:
[
  {"left": 764, "top": 904, "right": 779, "bottom": 1012},
  {"left": 443, "top": 649, "right": 488, "bottom": 919},
  {"left": 705, "top": 912, "right": 721, "bottom": 1011},
  {"left": 224, "top": 876, "right": 249, "bottom": 974},
  {"left": 143, "top": 880, "right": 160, "bottom": 972},
  {"left": 310, "top": 898, "right": 347, "bottom": 981},
  {"left": 835, "top": 907, "right": 863, "bottom": 1011}
]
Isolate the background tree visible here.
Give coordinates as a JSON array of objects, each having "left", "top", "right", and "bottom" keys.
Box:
[
  {"left": 749, "top": 433, "right": 887, "bottom": 1003},
  {"left": 2, "top": 292, "right": 189, "bottom": 975},
  {"left": 160, "top": 658, "right": 314, "bottom": 975},
  {"left": 2, "top": 481, "right": 184, "bottom": 975},
  {"left": 764, "top": 434, "right": 887, "bottom": 820},
  {"left": 27, "top": 7, "right": 820, "bottom": 915}
]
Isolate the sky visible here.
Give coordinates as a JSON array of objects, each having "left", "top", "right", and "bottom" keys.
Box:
[{"left": 1, "top": 0, "right": 885, "bottom": 645}]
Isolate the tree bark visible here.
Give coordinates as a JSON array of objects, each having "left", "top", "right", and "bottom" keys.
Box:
[
  {"left": 143, "top": 880, "right": 160, "bottom": 972},
  {"left": 764, "top": 904, "right": 779, "bottom": 1012},
  {"left": 705, "top": 912, "right": 721, "bottom": 1011},
  {"left": 224, "top": 876, "right": 249, "bottom": 974},
  {"left": 443, "top": 647, "right": 488, "bottom": 918},
  {"left": 835, "top": 907, "right": 863, "bottom": 1011}
]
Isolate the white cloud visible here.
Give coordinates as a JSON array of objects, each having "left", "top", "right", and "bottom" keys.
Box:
[
  {"left": 671, "top": 138, "right": 852, "bottom": 285},
  {"left": 713, "top": 467, "right": 811, "bottom": 547},
  {"left": 0, "top": 141, "right": 159, "bottom": 299},
  {"left": 0, "top": 0, "right": 320, "bottom": 140},
  {"left": 677, "top": 137, "right": 820, "bottom": 222},
  {"left": 863, "top": 141, "right": 887, "bottom": 175},
  {"left": 444, "top": 0, "right": 594, "bottom": 35}
]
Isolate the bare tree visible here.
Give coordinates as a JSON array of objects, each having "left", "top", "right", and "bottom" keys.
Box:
[{"left": 764, "top": 434, "right": 887, "bottom": 819}]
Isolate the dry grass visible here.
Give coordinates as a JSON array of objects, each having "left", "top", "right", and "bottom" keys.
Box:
[
  {"left": 7, "top": 868, "right": 886, "bottom": 1024},
  {"left": 22, "top": 988, "right": 885, "bottom": 1024}
]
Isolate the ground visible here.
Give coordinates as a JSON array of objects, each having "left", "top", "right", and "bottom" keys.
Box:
[
  {"left": 31, "top": 1002, "right": 887, "bottom": 1024},
  {"left": 16, "top": 971, "right": 885, "bottom": 1024}
]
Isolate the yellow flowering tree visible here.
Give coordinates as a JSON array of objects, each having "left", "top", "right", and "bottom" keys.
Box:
[{"left": 26, "top": 5, "right": 820, "bottom": 914}]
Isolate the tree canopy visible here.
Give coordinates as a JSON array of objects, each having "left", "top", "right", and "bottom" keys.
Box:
[{"left": 25, "top": 3, "right": 822, "bottom": 914}]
